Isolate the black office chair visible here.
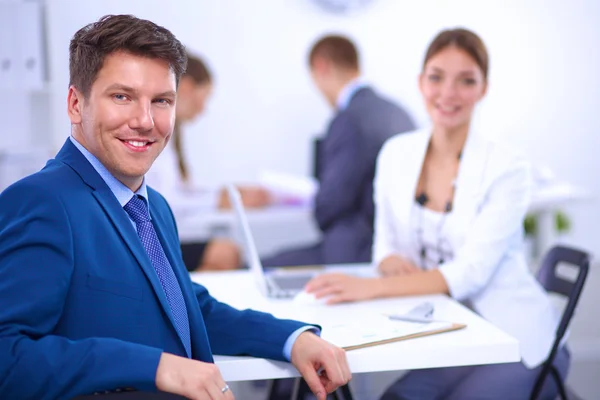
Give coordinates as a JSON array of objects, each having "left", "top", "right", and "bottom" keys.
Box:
[
  {"left": 268, "top": 378, "right": 354, "bottom": 400},
  {"left": 530, "top": 245, "right": 590, "bottom": 400},
  {"left": 73, "top": 392, "right": 185, "bottom": 399}
]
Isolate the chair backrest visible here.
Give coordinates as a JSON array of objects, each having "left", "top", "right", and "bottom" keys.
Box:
[{"left": 536, "top": 245, "right": 590, "bottom": 341}]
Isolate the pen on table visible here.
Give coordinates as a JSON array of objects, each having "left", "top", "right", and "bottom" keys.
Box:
[
  {"left": 384, "top": 314, "right": 435, "bottom": 324},
  {"left": 384, "top": 301, "right": 435, "bottom": 323}
]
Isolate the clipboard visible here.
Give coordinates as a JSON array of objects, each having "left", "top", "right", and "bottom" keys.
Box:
[{"left": 321, "top": 316, "right": 467, "bottom": 351}]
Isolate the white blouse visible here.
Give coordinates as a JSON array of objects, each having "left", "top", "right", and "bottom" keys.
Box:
[{"left": 410, "top": 203, "right": 455, "bottom": 271}]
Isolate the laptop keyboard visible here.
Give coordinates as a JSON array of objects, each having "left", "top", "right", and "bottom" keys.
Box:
[{"left": 273, "top": 274, "right": 314, "bottom": 290}]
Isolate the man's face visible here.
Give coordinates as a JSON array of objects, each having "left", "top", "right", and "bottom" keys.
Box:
[
  {"left": 310, "top": 60, "right": 329, "bottom": 98},
  {"left": 309, "top": 57, "right": 337, "bottom": 108},
  {"left": 68, "top": 51, "right": 177, "bottom": 191}
]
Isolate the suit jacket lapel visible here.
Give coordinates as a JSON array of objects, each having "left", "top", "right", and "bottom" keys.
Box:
[
  {"left": 93, "top": 192, "right": 180, "bottom": 332},
  {"left": 392, "top": 130, "right": 431, "bottom": 252},
  {"left": 55, "top": 140, "right": 179, "bottom": 338},
  {"left": 448, "top": 132, "right": 489, "bottom": 237},
  {"left": 392, "top": 129, "right": 489, "bottom": 253}
]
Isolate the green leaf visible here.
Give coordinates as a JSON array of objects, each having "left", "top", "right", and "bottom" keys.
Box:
[
  {"left": 523, "top": 210, "right": 571, "bottom": 236},
  {"left": 555, "top": 210, "right": 571, "bottom": 233},
  {"left": 523, "top": 214, "right": 537, "bottom": 235}
]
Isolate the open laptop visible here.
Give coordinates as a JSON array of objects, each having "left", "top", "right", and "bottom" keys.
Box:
[{"left": 226, "top": 184, "right": 323, "bottom": 298}]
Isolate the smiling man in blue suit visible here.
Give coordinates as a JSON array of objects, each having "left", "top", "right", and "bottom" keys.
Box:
[{"left": 0, "top": 14, "right": 350, "bottom": 400}]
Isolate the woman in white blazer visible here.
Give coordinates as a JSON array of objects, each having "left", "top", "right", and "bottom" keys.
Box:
[
  {"left": 305, "top": 29, "right": 569, "bottom": 399},
  {"left": 146, "top": 52, "right": 270, "bottom": 272}
]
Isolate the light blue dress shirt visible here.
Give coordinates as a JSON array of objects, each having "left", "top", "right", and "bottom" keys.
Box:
[
  {"left": 69, "top": 136, "right": 317, "bottom": 360},
  {"left": 69, "top": 137, "right": 146, "bottom": 214},
  {"left": 336, "top": 77, "right": 368, "bottom": 111}
]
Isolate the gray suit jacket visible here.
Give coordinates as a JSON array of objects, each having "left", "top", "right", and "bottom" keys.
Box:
[{"left": 263, "top": 87, "right": 414, "bottom": 267}]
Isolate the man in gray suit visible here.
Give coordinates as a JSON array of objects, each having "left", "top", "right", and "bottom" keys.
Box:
[{"left": 263, "top": 35, "right": 415, "bottom": 268}]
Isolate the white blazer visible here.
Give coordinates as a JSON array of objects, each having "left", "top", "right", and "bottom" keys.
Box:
[{"left": 373, "top": 127, "right": 560, "bottom": 369}]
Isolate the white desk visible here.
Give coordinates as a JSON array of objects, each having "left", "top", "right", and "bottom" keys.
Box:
[{"left": 190, "top": 268, "right": 520, "bottom": 382}]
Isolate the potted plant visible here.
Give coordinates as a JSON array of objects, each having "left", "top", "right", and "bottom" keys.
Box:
[{"left": 523, "top": 210, "right": 571, "bottom": 260}]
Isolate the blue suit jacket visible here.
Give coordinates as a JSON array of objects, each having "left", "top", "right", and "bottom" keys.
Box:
[
  {"left": 263, "top": 87, "right": 414, "bottom": 267},
  {"left": 315, "top": 87, "right": 415, "bottom": 263},
  {"left": 0, "top": 139, "right": 305, "bottom": 399}
]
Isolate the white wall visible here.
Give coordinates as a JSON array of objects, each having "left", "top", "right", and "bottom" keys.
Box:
[{"left": 43, "top": 0, "right": 600, "bottom": 254}]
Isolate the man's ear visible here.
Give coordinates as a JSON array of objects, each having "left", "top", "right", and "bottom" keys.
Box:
[
  {"left": 67, "top": 85, "right": 84, "bottom": 124},
  {"left": 311, "top": 56, "right": 330, "bottom": 75}
]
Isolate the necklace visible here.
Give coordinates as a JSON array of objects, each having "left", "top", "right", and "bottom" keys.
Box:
[{"left": 414, "top": 150, "right": 461, "bottom": 268}]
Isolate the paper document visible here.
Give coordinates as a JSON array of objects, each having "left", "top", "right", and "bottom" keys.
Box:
[
  {"left": 258, "top": 170, "right": 318, "bottom": 205},
  {"left": 321, "top": 315, "right": 461, "bottom": 350}
]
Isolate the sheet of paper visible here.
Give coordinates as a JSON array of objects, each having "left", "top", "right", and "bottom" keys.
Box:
[
  {"left": 258, "top": 170, "right": 318, "bottom": 205},
  {"left": 320, "top": 314, "right": 453, "bottom": 349}
]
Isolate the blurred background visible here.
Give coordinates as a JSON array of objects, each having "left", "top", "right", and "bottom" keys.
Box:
[{"left": 0, "top": 0, "right": 598, "bottom": 397}]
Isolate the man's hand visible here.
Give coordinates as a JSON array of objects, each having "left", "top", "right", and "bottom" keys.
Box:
[
  {"left": 290, "top": 332, "right": 351, "bottom": 400},
  {"left": 378, "top": 254, "right": 420, "bottom": 277},
  {"left": 218, "top": 186, "right": 271, "bottom": 209},
  {"left": 155, "top": 352, "right": 234, "bottom": 400},
  {"left": 305, "top": 273, "right": 383, "bottom": 304}
]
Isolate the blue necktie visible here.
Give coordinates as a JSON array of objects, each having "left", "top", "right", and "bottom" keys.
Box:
[{"left": 124, "top": 195, "right": 191, "bottom": 357}]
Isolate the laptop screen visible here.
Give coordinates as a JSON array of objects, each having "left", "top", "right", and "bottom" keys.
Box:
[{"left": 226, "top": 184, "right": 270, "bottom": 296}]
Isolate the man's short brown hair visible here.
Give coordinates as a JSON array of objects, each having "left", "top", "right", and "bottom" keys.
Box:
[
  {"left": 308, "top": 35, "right": 359, "bottom": 71},
  {"left": 69, "top": 14, "right": 187, "bottom": 98}
]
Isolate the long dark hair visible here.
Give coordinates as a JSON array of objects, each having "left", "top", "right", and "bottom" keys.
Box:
[{"left": 173, "top": 52, "right": 212, "bottom": 182}]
